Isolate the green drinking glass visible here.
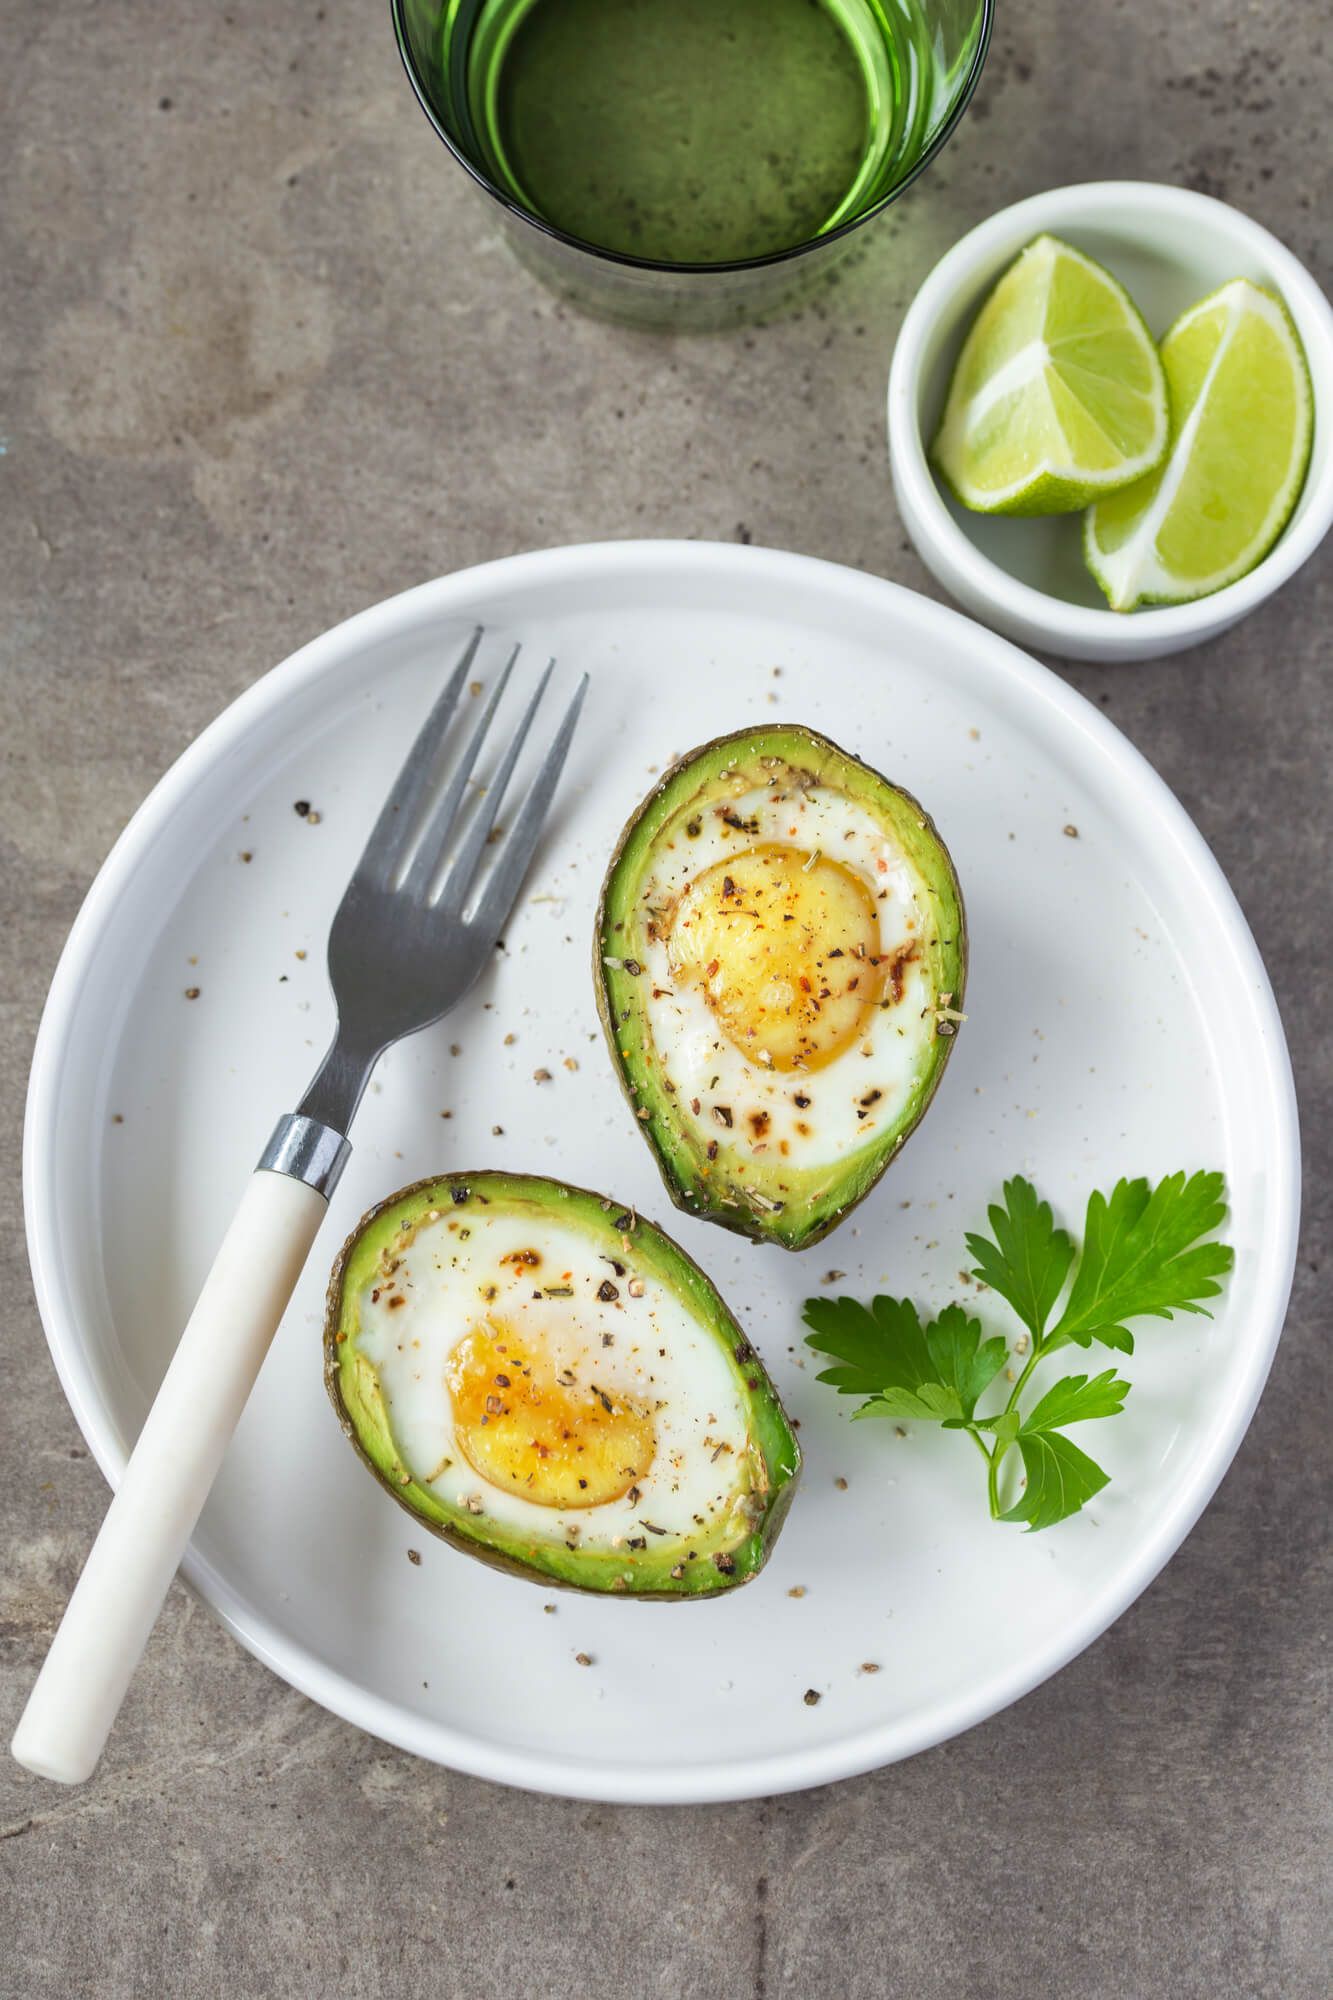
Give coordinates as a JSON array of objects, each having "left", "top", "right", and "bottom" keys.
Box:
[{"left": 392, "top": 0, "right": 993, "bottom": 330}]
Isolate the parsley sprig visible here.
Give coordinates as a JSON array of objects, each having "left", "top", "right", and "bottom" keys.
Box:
[{"left": 803, "top": 1173, "right": 1232, "bottom": 1530}]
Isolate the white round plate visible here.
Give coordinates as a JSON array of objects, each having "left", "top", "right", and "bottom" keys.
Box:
[{"left": 25, "top": 542, "right": 1298, "bottom": 1803}]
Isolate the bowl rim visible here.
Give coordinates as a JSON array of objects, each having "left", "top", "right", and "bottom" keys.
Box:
[
  {"left": 390, "top": 0, "right": 995, "bottom": 279},
  {"left": 887, "top": 179, "right": 1333, "bottom": 646}
]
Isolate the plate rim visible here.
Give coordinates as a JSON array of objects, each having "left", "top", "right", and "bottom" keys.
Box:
[{"left": 22, "top": 539, "right": 1301, "bottom": 1802}]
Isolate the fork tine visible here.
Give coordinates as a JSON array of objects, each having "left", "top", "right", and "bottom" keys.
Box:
[
  {"left": 354, "top": 626, "right": 481, "bottom": 886},
  {"left": 438, "top": 656, "right": 557, "bottom": 911},
  {"left": 400, "top": 642, "right": 520, "bottom": 898},
  {"left": 471, "top": 673, "right": 589, "bottom": 929}
]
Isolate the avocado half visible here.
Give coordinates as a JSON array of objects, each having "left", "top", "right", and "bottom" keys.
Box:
[
  {"left": 325, "top": 1172, "right": 800, "bottom": 1598},
  {"left": 595, "top": 724, "right": 967, "bottom": 1251}
]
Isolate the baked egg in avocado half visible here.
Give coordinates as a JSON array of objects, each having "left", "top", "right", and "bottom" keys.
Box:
[
  {"left": 596, "top": 725, "right": 967, "bottom": 1251},
  {"left": 325, "top": 1173, "right": 800, "bottom": 1597}
]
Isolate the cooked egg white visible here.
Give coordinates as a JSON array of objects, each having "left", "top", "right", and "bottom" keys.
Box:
[
  {"left": 356, "top": 1207, "right": 756, "bottom": 1550},
  {"left": 630, "top": 779, "right": 940, "bottom": 1171}
]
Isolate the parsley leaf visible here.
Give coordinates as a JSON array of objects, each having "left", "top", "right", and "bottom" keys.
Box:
[
  {"left": 1049, "top": 1172, "right": 1233, "bottom": 1354},
  {"left": 1018, "top": 1368, "right": 1131, "bottom": 1430},
  {"left": 856, "top": 1381, "right": 964, "bottom": 1423},
  {"left": 1000, "top": 1431, "right": 1111, "bottom": 1532},
  {"left": 924, "top": 1304, "right": 1009, "bottom": 1424},
  {"left": 804, "top": 1297, "right": 1005, "bottom": 1426},
  {"left": 802, "top": 1294, "right": 932, "bottom": 1401},
  {"left": 965, "top": 1176, "right": 1073, "bottom": 1338}
]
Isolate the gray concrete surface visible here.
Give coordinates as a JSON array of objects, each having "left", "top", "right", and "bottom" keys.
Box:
[{"left": 2, "top": 1, "right": 1329, "bottom": 1994}]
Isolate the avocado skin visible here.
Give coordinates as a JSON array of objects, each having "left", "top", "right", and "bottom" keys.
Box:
[
  {"left": 595, "top": 723, "right": 968, "bottom": 1251},
  {"left": 324, "top": 1171, "right": 801, "bottom": 1599}
]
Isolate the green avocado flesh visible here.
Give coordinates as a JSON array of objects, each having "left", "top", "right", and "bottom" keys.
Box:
[
  {"left": 325, "top": 1172, "right": 800, "bottom": 1598},
  {"left": 595, "top": 725, "right": 967, "bottom": 1250}
]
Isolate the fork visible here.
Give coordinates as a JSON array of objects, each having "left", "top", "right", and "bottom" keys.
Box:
[{"left": 11, "top": 629, "right": 587, "bottom": 1786}]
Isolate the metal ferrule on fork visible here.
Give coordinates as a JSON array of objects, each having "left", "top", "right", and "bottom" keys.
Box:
[{"left": 257, "top": 1113, "right": 353, "bottom": 1200}]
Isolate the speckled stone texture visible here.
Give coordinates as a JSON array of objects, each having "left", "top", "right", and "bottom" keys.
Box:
[{"left": 1, "top": 1, "right": 1328, "bottom": 1994}]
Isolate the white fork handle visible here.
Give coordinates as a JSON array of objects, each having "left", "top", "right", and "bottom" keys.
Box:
[{"left": 12, "top": 1169, "right": 329, "bottom": 1785}]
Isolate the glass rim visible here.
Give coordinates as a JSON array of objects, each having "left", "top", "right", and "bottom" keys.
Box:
[{"left": 390, "top": 0, "right": 995, "bottom": 279}]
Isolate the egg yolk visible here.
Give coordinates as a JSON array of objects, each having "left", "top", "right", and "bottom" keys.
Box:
[
  {"left": 446, "top": 1318, "right": 656, "bottom": 1509},
  {"left": 665, "top": 843, "right": 885, "bottom": 1071}
]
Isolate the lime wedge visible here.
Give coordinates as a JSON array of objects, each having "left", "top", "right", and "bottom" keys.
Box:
[
  {"left": 932, "top": 235, "right": 1170, "bottom": 516},
  {"left": 1085, "top": 278, "right": 1313, "bottom": 611}
]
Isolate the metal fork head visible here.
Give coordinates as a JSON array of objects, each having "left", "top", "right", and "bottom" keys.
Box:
[{"left": 295, "top": 629, "right": 587, "bottom": 1134}]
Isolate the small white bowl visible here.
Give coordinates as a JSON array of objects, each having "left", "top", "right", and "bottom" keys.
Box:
[{"left": 888, "top": 181, "right": 1333, "bottom": 661}]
